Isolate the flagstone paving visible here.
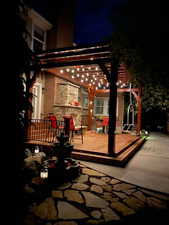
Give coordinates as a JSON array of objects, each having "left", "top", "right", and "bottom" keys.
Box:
[{"left": 23, "top": 162, "right": 169, "bottom": 225}]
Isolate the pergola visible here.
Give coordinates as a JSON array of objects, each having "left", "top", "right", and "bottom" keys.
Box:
[{"left": 35, "top": 41, "right": 142, "bottom": 157}]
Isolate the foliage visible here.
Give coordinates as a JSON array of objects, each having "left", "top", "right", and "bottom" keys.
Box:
[
  {"left": 15, "top": 1, "right": 42, "bottom": 224},
  {"left": 142, "top": 84, "right": 169, "bottom": 112},
  {"left": 109, "top": 0, "right": 169, "bottom": 114},
  {"left": 16, "top": 0, "right": 41, "bottom": 139}
]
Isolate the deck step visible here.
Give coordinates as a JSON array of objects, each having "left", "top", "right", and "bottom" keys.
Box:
[{"left": 72, "top": 137, "right": 146, "bottom": 166}]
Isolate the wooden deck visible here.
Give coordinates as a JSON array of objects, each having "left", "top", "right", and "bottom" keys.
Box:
[
  {"left": 72, "top": 130, "right": 140, "bottom": 155},
  {"left": 71, "top": 131, "right": 146, "bottom": 166},
  {"left": 26, "top": 127, "right": 146, "bottom": 166}
]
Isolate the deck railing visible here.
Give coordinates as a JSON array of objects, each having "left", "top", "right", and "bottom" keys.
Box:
[{"left": 26, "top": 119, "right": 65, "bottom": 143}]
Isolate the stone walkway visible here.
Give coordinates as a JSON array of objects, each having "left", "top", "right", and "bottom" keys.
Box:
[{"left": 23, "top": 162, "right": 169, "bottom": 225}]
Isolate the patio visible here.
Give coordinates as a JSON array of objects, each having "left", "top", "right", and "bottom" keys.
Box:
[
  {"left": 71, "top": 130, "right": 145, "bottom": 166},
  {"left": 72, "top": 130, "right": 140, "bottom": 155},
  {"left": 26, "top": 120, "right": 146, "bottom": 167}
]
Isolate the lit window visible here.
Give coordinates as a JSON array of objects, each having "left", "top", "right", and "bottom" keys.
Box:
[{"left": 95, "top": 99, "right": 104, "bottom": 114}]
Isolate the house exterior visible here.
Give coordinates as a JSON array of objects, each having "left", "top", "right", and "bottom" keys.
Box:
[
  {"left": 24, "top": 6, "right": 125, "bottom": 133},
  {"left": 24, "top": 8, "right": 52, "bottom": 119}
]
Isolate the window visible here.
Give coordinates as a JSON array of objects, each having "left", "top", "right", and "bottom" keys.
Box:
[
  {"left": 94, "top": 97, "right": 119, "bottom": 117},
  {"left": 32, "top": 82, "right": 42, "bottom": 119},
  {"left": 32, "top": 25, "right": 46, "bottom": 52},
  {"left": 95, "top": 98, "right": 104, "bottom": 114},
  {"left": 83, "top": 95, "right": 88, "bottom": 108}
]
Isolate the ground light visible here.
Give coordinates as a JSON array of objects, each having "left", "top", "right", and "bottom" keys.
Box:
[
  {"left": 40, "top": 168, "right": 48, "bottom": 179},
  {"left": 140, "top": 129, "right": 149, "bottom": 140}
]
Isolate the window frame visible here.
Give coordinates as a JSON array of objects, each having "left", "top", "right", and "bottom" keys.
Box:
[
  {"left": 94, "top": 97, "right": 119, "bottom": 117},
  {"left": 94, "top": 97, "right": 105, "bottom": 115},
  {"left": 31, "top": 24, "right": 47, "bottom": 51}
]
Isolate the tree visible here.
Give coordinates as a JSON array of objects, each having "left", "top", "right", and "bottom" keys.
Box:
[
  {"left": 109, "top": 0, "right": 169, "bottom": 132},
  {"left": 15, "top": 1, "right": 41, "bottom": 224}
]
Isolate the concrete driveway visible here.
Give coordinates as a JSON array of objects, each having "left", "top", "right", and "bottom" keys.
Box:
[{"left": 79, "top": 132, "right": 169, "bottom": 194}]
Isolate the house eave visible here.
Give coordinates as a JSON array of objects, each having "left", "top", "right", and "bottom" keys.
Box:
[{"left": 28, "top": 9, "right": 53, "bottom": 31}]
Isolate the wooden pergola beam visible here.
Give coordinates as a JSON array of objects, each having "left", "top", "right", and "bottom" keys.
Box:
[
  {"left": 37, "top": 46, "right": 111, "bottom": 60},
  {"left": 87, "top": 86, "right": 96, "bottom": 130},
  {"left": 96, "top": 88, "right": 139, "bottom": 93},
  {"left": 35, "top": 58, "right": 111, "bottom": 70},
  {"left": 98, "top": 62, "right": 111, "bottom": 82},
  {"left": 36, "top": 41, "right": 110, "bottom": 56}
]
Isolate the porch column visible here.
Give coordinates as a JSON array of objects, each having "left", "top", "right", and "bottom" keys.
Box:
[
  {"left": 108, "top": 60, "right": 119, "bottom": 157},
  {"left": 87, "top": 86, "right": 96, "bottom": 130}
]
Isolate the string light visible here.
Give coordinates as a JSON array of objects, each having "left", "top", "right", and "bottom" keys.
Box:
[{"left": 58, "top": 66, "right": 117, "bottom": 91}]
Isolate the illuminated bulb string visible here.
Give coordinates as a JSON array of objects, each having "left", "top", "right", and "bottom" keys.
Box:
[{"left": 59, "top": 67, "right": 112, "bottom": 90}]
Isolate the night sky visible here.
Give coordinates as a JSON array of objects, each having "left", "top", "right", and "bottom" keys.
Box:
[
  {"left": 28, "top": 0, "right": 128, "bottom": 45},
  {"left": 74, "top": 0, "right": 128, "bottom": 44}
]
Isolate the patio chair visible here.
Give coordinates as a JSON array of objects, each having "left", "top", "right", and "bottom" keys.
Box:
[
  {"left": 70, "top": 116, "right": 84, "bottom": 144},
  {"left": 48, "top": 115, "right": 57, "bottom": 128},
  {"left": 101, "top": 117, "right": 109, "bottom": 133}
]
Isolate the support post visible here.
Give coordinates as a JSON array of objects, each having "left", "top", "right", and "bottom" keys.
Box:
[
  {"left": 108, "top": 60, "right": 119, "bottom": 157},
  {"left": 87, "top": 86, "right": 96, "bottom": 130}
]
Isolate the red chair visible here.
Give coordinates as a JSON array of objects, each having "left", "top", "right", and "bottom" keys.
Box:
[
  {"left": 63, "top": 115, "right": 83, "bottom": 144},
  {"left": 101, "top": 117, "right": 109, "bottom": 133},
  {"left": 49, "top": 115, "right": 57, "bottom": 128}
]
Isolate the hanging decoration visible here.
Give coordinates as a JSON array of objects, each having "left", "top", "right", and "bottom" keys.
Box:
[{"left": 58, "top": 64, "right": 129, "bottom": 91}]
